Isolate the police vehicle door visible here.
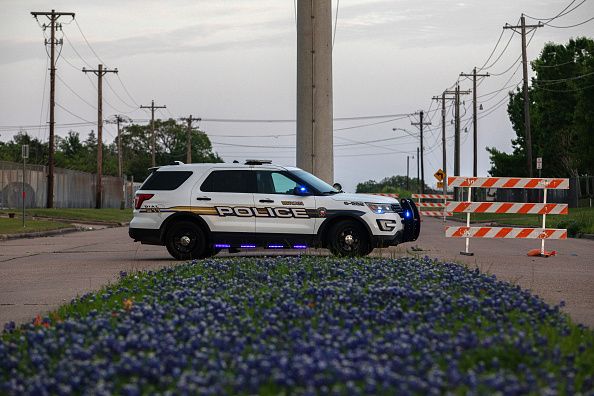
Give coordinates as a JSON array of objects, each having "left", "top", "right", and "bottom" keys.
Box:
[
  {"left": 253, "top": 170, "right": 317, "bottom": 237},
  {"left": 192, "top": 169, "right": 256, "bottom": 237}
]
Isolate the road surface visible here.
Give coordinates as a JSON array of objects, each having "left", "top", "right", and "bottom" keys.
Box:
[{"left": 1, "top": 218, "right": 592, "bottom": 328}]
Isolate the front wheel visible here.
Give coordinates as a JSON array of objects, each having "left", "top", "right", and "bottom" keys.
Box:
[
  {"left": 328, "top": 220, "right": 371, "bottom": 257},
  {"left": 165, "top": 221, "right": 207, "bottom": 260}
]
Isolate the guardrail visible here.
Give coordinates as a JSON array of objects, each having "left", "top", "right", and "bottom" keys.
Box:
[
  {"left": 412, "top": 193, "right": 453, "bottom": 220},
  {"left": 445, "top": 177, "right": 569, "bottom": 257}
]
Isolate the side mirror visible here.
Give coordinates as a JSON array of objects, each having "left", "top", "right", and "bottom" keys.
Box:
[
  {"left": 293, "top": 186, "right": 311, "bottom": 196},
  {"left": 332, "top": 182, "right": 343, "bottom": 192}
]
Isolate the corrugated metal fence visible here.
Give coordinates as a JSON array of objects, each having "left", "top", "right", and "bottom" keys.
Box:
[{"left": 0, "top": 161, "right": 141, "bottom": 209}]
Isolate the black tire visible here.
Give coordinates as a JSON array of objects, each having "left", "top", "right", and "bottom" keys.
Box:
[
  {"left": 165, "top": 221, "right": 207, "bottom": 260},
  {"left": 328, "top": 220, "right": 371, "bottom": 257}
]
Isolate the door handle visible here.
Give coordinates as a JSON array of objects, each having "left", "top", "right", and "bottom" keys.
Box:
[
  {"left": 196, "top": 197, "right": 211, "bottom": 201},
  {"left": 259, "top": 199, "right": 274, "bottom": 203}
]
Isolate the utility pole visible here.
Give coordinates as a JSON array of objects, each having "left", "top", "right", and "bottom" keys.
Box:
[
  {"left": 31, "top": 9, "right": 75, "bottom": 208},
  {"left": 504, "top": 15, "right": 543, "bottom": 177},
  {"left": 83, "top": 65, "right": 118, "bottom": 209},
  {"left": 107, "top": 115, "right": 131, "bottom": 209},
  {"left": 443, "top": 84, "right": 470, "bottom": 199},
  {"left": 180, "top": 115, "right": 201, "bottom": 163},
  {"left": 140, "top": 100, "right": 166, "bottom": 167},
  {"left": 411, "top": 111, "right": 431, "bottom": 193},
  {"left": 460, "top": 68, "right": 490, "bottom": 177},
  {"left": 296, "top": 0, "right": 334, "bottom": 183},
  {"left": 406, "top": 155, "right": 411, "bottom": 191},
  {"left": 433, "top": 92, "right": 456, "bottom": 197},
  {"left": 416, "top": 147, "right": 420, "bottom": 193}
]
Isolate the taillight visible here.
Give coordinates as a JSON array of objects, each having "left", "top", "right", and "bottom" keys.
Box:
[{"left": 134, "top": 193, "right": 154, "bottom": 209}]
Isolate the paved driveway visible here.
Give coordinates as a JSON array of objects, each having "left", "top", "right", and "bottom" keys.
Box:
[{"left": 1, "top": 219, "right": 592, "bottom": 328}]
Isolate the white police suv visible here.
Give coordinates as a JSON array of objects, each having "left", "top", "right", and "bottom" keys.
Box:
[{"left": 129, "top": 160, "right": 420, "bottom": 259}]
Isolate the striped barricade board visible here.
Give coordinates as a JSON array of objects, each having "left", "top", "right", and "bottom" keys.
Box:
[
  {"left": 446, "top": 202, "right": 569, "bottom": 215},
  {"left": 421, "top": 211, "right": 452, "bottom": 217},
  {"left": 445, "top": 226, "right": 567, "bottom": 239},
  {"left": 411, "top": 193, "right": 453, "bottom": 199},
  {"left": 418, "top": 202, "right": 446, "bottom": 207},
  {"left": 372, "top": 193, "right": 400, "bottom": 198},
  {"left": 447, "top": 177, "right": 569, "bottom": 189}
]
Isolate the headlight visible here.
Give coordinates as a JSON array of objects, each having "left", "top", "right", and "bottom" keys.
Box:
[{"left": 366, "top": 202, "right": 396, "bottom": 214}]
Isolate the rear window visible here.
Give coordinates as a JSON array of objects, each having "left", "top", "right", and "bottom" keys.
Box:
[
  {"left": 141, "top": 171, "right": 193, "bottom": 191},
  {"left": 200, "top": 170, "right": 255, "bottom": 193}
]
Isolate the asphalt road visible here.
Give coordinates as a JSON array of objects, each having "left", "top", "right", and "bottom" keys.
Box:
[{"left": 1, "top": 218, "right": 592, "bottom": 328}]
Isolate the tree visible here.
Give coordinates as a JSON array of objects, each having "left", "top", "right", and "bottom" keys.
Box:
[
  {"left": 487, "top": 37, "right": 594, "bottom": 177},
  {"left": 356, "top": 175, "right": 427, "bottom": 197},
  {"left": 0, "top": 119, "right": 222, "bottom": 181}
]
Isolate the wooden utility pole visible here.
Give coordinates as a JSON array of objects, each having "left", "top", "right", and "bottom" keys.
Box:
[
  {"left": 180, "top": 115, "right": 201, "bottom": 163},
  {"left": 460, "top": 68, "right": 490, "bottom": 177},
  {"left": 83, "top": 64, "right": 118, "bottom": 209},
  {"left": 504, "top": 15, "right": 543, "bottom": 177},
  {"left": 416, "top": 147, "right": 420, "bottom": 193},
  {"left": 140, "top": 100, "right": 166, "bottom": 167},
  {"left": 443, "top": 84, "right": 470, "bottom": 199},
  {"left": 107, "top": 115, "right": 131, "bottom": 209},
  {"left": 411, "top": 111, "right": 431, "bottom": 193},
  {"left": 433, "top": 92, "right": 456, "bottom": 197},
  {"left": 31, "top": 10, "right": 75, "bottom": 208}
]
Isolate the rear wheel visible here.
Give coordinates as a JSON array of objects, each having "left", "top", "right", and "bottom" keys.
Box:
[
  {"left": 328, "top": 220, "right": 371, "bottom": 257},
  {"left": 165, "top": 221, "right": 207, "bottom": 260}
]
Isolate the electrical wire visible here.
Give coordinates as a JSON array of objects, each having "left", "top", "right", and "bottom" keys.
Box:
[
  {"left": 545, "top": 16, "right": 594, "bottom": 28},
  {"left": 536, "top": 83, "right": 594, "bottom": 92},
  {"left": 477, "top": 28, "right": 507, "bottom": 71},
  {"left": 54, "top": 102, "right": 94, "bottom": 123},
  {"left": 74, "top": 18, "right": 107, "bottom": 66},
  {"left": 56, "top": 73, "right": 97, "bottom": 110},
  {"left": 524, "top": 0, "right": 583, "bottom": 22},
  {"left": 332, "top": 0, "right": 340, "bottom": 50}
]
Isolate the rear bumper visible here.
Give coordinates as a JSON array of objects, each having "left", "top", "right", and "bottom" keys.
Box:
[{"left": 129, "top": 227, "right": 162, "bottom": 245}]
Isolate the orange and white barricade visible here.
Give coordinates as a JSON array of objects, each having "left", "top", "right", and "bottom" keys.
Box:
[
  {"left": 412, "top": 193, "right": 453, "bottom": 221},
  {"left": 445, "top": 177, "right": 569, "bottom": 257},
  {"left": 372, "top": 193, "right": 400, "bottom": 198}
]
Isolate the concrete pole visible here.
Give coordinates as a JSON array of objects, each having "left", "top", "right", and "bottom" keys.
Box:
[{"left": 296, "top": 0, "right": 334, "bottom": 183}]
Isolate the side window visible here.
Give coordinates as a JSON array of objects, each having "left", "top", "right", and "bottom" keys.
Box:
[
  {"left": 257, "top": 171, "right": 299, "bottom": 194},
  {"left": 200, "top": 170, "right": 255, "bottom": 193},
  {"left": 141, "top": 171, "right": 193, "bottom": 191}
]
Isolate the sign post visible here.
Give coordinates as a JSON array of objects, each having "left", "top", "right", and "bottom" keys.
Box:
[
  {"left": 434, "top": 169, "right": 447, "bottom": 222},
  {"left": 22, "top": 145, "right": 29, "bottom": 228}
]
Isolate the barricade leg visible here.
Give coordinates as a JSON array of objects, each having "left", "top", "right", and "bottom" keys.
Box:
[{"left": 461, "top": 186, "right": 474, "bottom": 256}]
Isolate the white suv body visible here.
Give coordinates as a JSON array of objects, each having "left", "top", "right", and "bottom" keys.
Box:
[{"left": 129, "top": 161, "right": 420, "bottom": 259}]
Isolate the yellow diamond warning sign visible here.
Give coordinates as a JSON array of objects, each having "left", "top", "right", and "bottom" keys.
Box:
[{"left": 434, "top": 169, "right": 445, "bottom": 182}]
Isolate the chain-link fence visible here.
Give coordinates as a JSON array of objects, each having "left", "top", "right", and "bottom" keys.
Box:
[{"left": 0, "top": 161, "right": 141, "bottom": 209}]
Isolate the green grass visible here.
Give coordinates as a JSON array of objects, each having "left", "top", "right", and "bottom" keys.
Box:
[
  {"left": 0, "top": 208, "right": 133, "bottom": 224},
  {"left": 0, "top": 217, "right": 72, "bottom": 235},
  {"left": 453, "top": 207, "right": 594, "bottom": 235}
]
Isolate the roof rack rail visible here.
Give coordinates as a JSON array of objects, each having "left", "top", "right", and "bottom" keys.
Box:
[
  {"left": 245, "top": 159, "right": 272, "bottom": 165},
  {"left": 171, "top": 161, "right": 184, "bottom": 165}
]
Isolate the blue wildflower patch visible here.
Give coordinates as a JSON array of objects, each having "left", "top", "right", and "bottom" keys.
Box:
[{"left": 1, "top": 256, "right": 593, "bottom": 394}]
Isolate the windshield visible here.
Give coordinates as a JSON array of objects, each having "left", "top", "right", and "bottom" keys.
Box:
[{"left": 290, "top": 170, "right": 339, "bottom": 194}]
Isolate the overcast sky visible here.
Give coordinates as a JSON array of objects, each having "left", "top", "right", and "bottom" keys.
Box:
[{"left": 1, "top": 0, "right": 592, "bottom": 191}]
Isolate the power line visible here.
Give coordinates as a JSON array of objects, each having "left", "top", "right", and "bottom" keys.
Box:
[
  {"left": 73, "top": 18, "right": 107, "bottom": 66},
  {"left": 332, "top": 0, "right": 340, "bottom": 50},
  {"left": 524, "top": 0, "right": 583, "bottom": 22},
  {"left": 545, "top": 16, "right": 594, "bottom": 28},
  {"left": 55, "top": 101, "right": 93, "bottom": 123}
]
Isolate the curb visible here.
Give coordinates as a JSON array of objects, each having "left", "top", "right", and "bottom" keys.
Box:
[
  {"left": 30, "top": 216, "right": 129, "bottom": 227},
  {"left": 0, "top": 227, "right": 83, "bottom": 241}
]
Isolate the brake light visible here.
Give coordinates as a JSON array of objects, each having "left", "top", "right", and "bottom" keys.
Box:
[{"left": 134, "top": 194, "right": 154, "bottom": 209}]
